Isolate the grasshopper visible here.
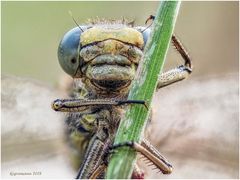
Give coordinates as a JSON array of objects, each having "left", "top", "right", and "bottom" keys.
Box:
[{"left": 52, "top": 16, "right": 192, "bottom": 179}]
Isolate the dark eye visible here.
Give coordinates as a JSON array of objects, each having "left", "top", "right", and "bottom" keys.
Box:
[
  {"left": 135, "top": 27, "right": 151, "bottom": 48},
  {"left": 57, "top": 26, "right": 86, "bottom": 77}
]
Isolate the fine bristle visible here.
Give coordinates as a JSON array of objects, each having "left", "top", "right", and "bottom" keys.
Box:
[
  {"left": 86, "top": 17, "right": 135, "bottom": 27},
  {"left": 140, "top": 156, "right": 165, "bottom": 174}
]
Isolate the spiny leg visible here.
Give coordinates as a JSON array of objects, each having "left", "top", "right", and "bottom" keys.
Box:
[
  {"left": 157, "top": 34, "right": 192, "bottom": 89},
  {"left": 111, "top": 140, "right": 172, "bottom": 174},
  {"left": 141, "top": 139, "right": 172, "bottom": 174},
  {"left": 52, "top": 99, "right": 148, "bottom": 112},
  {"left": 145, "top": 15, "right": 193, "bottom": 89},
  {"left": 89, "top": 164, "right": 106, "bottom": 179},
  {"left": 171, "top": 34, "right": 192, "bottom": 69}
]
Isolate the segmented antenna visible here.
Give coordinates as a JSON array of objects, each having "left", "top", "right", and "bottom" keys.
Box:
[{"left": 68, "top": 11, "right": 84, "bottom": 32}]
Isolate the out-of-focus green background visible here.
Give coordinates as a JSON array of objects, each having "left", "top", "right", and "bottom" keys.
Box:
[{"left": 2, "top": 1, "right": 239, "bottom": 85}]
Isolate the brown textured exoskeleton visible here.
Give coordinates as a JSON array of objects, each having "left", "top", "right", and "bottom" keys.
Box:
[{"left": 52, "top": 16, "right": 192, "bottom": 179}]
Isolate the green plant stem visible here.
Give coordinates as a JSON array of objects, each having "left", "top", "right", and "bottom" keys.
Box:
[{"left": 106, "top": 1, "right": 181, "bottom": 179}]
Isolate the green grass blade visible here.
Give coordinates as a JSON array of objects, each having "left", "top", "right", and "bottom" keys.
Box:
[{"left": 106, "top": 1, "right": 181, "bottom": 179}]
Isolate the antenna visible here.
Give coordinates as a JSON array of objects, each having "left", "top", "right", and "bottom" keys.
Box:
[{"left": 68, "top": 11, "right": 84, "bottom": 32}]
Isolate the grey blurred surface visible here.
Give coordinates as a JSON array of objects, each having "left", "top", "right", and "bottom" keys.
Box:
[
  {"left": 146, "top": 73, "right": 239, "bottom": 179},
  {"left": 1, "top": 75, "right": 74, "bottom": 178},
  {"left": 1, "top": 74, "right": 239, "bottom": 179}
]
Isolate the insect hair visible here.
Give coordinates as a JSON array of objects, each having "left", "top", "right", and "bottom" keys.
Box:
[{"left": 85, "top": 17, "right": 135, "bottom": 27}]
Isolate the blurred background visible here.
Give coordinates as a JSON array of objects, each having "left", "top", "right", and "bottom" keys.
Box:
[{"left": 1, "top": 1, "right": 239, "bottom": 179}]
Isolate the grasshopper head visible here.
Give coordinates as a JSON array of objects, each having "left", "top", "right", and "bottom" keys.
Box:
[{"left": 58, "top": 23, "right": 151, "bottom": 91}]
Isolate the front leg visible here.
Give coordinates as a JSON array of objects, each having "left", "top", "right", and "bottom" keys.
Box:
[
  {"left": 145, "top": 15, "right": 192, "bottom": 89},
  {"left": 52, "top": 99, "right": 147, "bottom": 112},
  {"left": 158, "top": 34, "right": 192, "bottom": 89},
  {"left": 157, "top": 65, "right": 191, "bottom": 88}
]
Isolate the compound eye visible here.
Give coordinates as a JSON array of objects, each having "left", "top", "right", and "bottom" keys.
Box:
[{"left": 58, "top": 26, "right": 86, "bottom": 77}]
